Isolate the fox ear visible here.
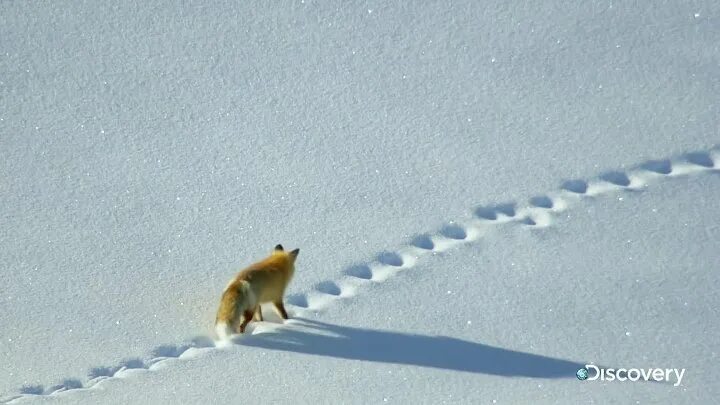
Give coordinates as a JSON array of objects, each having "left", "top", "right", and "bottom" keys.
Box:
[
  {"left": 289, "top": 248, "right": 300, "bottom": 259},
  {"left": 274, "top": 244, "right": 284, "bottom": 251}
]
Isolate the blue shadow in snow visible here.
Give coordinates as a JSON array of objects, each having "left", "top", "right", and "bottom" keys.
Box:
[{"left": 242, "top": 318, "right": 584, "bottom": 378}]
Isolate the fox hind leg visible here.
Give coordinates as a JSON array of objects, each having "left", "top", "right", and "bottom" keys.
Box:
[
  {"left": 273, "top": 301, "right": 289, "bottom": 320},
  {"left": 238, "top": 310, "right": 254, "bottom": 333},
  {"left": 253, "top": 305, "right": 263, "bottom": 322}
]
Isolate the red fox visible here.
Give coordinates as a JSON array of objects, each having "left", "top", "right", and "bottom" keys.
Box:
[{"left": 215, "top": 244, "right": 299, "bottom": 339}]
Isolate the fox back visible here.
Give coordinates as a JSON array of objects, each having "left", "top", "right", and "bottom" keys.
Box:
[{"left": 234, "top": 247, "right": 298, "bottom": 303}]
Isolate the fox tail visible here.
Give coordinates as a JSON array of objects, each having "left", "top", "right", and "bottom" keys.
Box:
[{"left": 215, "top": 281, "right": 254, "bottom": 341}]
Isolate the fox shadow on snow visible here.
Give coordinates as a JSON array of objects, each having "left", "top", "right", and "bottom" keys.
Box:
[{"left": 241, "top": 318, "right": 583, "bottom": 378}]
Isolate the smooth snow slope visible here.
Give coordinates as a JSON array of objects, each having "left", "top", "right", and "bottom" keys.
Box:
[{"left": 1, "top": 0, "right": 719, "bottom": 402}]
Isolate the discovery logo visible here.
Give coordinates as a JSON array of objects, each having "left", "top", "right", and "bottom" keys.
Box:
[{"left": 576, "top": 365, "right": 685, "bottom": 387}]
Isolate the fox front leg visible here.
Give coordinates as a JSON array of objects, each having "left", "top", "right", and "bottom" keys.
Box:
[{"left": 273, "top": 300, "right": 289, "bottom": 320}]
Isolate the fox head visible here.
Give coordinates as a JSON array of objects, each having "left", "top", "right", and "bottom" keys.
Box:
[{"left": 273, "top": 244, "right": 300, "bottom": 262}]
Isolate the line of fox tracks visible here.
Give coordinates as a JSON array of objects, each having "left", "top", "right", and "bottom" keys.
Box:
[{"left": 2, "top": 147, "right": 718, "bottom": 403}]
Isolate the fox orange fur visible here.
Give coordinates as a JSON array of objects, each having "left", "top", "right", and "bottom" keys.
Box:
[{"left": 215, "top": 244, "right": 299, "bottom": 339}]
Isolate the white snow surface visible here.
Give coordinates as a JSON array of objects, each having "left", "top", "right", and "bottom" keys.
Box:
[{"left": 1, "top": 1, "right": 719, "bottom": 403}]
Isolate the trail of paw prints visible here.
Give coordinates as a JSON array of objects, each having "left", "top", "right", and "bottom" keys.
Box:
[
  {"left": 281, "top": 220, "right": 488, "bottom": 319},
  {"left": 1, "top": 337, "right": 216, "bottom": 404},
  {"left": 561, "top": 150, "right": 719, "bottom": 198},
  {"left": 3, "top": 148, "right": 717, "bottom": 403},
  {"left": 279, "top": 148, "right": 719, "bottom": 319},
  {"left": 482, "top": 149, "right": 720, "bottom": 229}
]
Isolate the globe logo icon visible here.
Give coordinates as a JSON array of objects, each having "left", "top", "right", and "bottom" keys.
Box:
[{"left": 576, "top": 368, "right": 589, "bottom": 380}]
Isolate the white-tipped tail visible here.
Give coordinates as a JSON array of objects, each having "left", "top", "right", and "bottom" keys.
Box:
[
  {"left": 215, "top": 322, "right": 232, "bottom": 341},
  {"left": 214, "top": 280, "right": 256, "bottom": 341}
]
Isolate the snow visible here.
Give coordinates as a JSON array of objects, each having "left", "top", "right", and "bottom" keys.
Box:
[{"left": 1, "top": 1, "right": 719, "bottom": 403}]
